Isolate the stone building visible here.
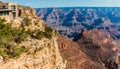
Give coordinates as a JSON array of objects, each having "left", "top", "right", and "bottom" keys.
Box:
[{"left": 0, "top": 1, "right": 18, "bottom": 21}]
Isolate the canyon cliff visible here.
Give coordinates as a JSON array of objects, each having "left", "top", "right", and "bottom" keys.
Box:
[
  {"left": 36, "top": 8, "right": 120, "bottom": 39},
  {"left": 0, "top": 1, "right": 120, "bottom": 69},
  {"left": 0, "top": 2, "right": 66, "bottom": 69},
  {"left": 57, "top": 29, "right": 120, "bottom": 69}
]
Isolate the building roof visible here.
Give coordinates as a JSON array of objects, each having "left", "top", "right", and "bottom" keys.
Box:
[
  {"left": 0, "top": 9, "right": 13, "bottom": 12},
  {"left": 0, "top": 2, "right": 8, "bottom": 9}
]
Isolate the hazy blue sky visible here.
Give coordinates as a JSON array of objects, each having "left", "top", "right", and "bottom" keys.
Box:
[{"left": 2, "top": 0, "right": 120, "bottom": 8}]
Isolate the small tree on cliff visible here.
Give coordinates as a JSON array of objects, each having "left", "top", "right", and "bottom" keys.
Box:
[{"left": 21, "top": 16, "right": 31, "bottom": 27}]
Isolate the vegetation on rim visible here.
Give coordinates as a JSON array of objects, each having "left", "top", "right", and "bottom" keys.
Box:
[{"left": 0, "top": 17, "right": 56, "bottom": 61}]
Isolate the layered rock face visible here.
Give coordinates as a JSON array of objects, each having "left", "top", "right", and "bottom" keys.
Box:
[
  {"left": 0, "top": 38, "right": 66, "bottom": 69},
  {"left": 73, "top": 29, "right": 119, "bottom": 61},
  {"left": 57, "top": 29, "right": 120, "bottom": 69},
  {"left": 57, "top": 35, "right": 103, "bottom": 69},
  {"left": 35, "top": 7, "right": 120, "bottom": 39},
  {"left": 73, "top": 29, "right": 120, "bottom": 68}
]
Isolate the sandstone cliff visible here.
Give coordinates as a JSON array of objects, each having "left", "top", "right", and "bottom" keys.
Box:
[
  {"left": 57, "top": 29, "right": 120, "bottom": 69},
  {"left": 57, "top": 35, "right": 103, "bottom": 69},
  {"left": 0, "top": 2, "right": 66, "bottom": 69},
  {"left": 0, "top": 38, "right": 66, "bottom": 69}
]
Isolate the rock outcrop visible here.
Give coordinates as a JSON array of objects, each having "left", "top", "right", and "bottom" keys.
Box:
[
  {"left": 57, "top": 29, "right": 120, "bottom": 69},
  {"left": 1, "top": 1, "right": 120, "bottom": 69},
  {"left": 0, "top": 1, "right": 66, "bottom": 69},
  {"left": 57, "top": 35, "right": 103, "bottom": 69},
  {"left": 73, "top": 29, "right": 119, "bottom": 62},
  {"left": 0, "top": 38, "right": 66, "bottom": 69},
  {"left": 36, "top": 7, "right": 120, "bottom": 39}
]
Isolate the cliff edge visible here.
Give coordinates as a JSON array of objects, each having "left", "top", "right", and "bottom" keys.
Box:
[{"left": 0, "top": 1, "right": 66, "bottom": 69}]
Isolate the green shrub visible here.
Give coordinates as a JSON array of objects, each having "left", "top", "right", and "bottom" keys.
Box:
[
  {"left": 14, "top": 31, "right": 29, "bottom": 43},
  {"left": 32, "top": 25, "right": 53, "bottom": 39},
  {"left": 37, "top": 47, "right": 44, "bottom": 52},
  {"left": 44, "top": 24, "right": 53, "bottom": 39},
  {"left": 35, "top": 22, "right": 38, "bottom": 25},
  {"left": 44, "top": 32, "right": 52, "bottom": 39},
  {"left": 35, "top": 31, "right": 45, "bottom": 39},
  {"left": 0, "top": 48, "right": 8, "bottom": 61},
  {"left": 21, "top": 16, "right": 31, "bottom": 26},
  {"left": 0, "top": 42, "right": 29, "bottom": 61},
  {"left": 44, "top": 24, "right": 53, "bottom": 33},
  {"left": 0, "top": 18, "right": 30, "bottom": 61},
  {"left": 0, "top": 18, "right": 55, "bottom": 61},
  {"left": 54, "top": 30, "right": 59, "bottom": 36},
  {"left": 0, "top": 18, "right": 6, "bottom": 24},
  {"left": 10, "top": 46, "right": 28, "bottom": 58}
]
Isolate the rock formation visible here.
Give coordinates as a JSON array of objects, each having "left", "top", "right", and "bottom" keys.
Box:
[
  {"left": 0, "top": 1, "right": 66, "bottom": 69},
  {"left": 57, "top": 29, "right": 120, "bottom": 69},
  {"left": 36, "top": 7, "right": 120, "bottom": 39},
  {"left": 57, "top": 35, "right": 103, "bottom": 69},
  {"left": 0, "top": 38, "right": 66, "bottom": 69},
  {"left": 0, "top": 1, "right": 120, "bottom": 69}
]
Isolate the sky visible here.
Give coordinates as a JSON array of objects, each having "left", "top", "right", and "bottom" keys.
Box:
[{"left": 2, "top": 0, "right": 120, "bottom": 8}]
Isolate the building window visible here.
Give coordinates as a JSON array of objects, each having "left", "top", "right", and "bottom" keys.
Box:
[
  {"left": 18, "top": 9, "right": 21, "bottom": 17},
  {"left": 2, "top": 6, "right": 5, "bottom": 9},
  {"left": 11, "top": 5, "right": 15, "bottom": 10},
  {"left": 12, "top": 12, "right": 16, "bottom": 18},
  {"left": 0, "top": 12, "right": 2, "bottom": 16},
  {"left": 0, "top": 11, "right": 9, "bottom": 16}
]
